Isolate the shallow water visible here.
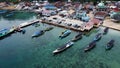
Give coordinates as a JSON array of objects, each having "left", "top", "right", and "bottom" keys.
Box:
[{"left": 0, "top": 11, "right": 120, "bottom": 68}]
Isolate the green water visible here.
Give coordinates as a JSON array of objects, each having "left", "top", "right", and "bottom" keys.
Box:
[{"left": 0, "top": 11, "right": 120, "bottom": 68}]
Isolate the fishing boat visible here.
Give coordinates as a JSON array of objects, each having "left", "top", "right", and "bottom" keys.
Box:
[
  {"left": 59, "top": 30, "right": 71, "bottom": 39},
  {"left": 106, "top": 39, "right": 115, "bottom": 50},
  {"left": 32, "top": 30, "right": 45, "bottom": 37},
  {"left": 94, "top": 33, "right": 102, "bottom": 41},
  {"left": 53, "top": 41, "right": 74, "bottom": 54},
  {"left": 103, "top": 27, "right": 109, "bottom": 34},
  {"left": 84, "top": 41, "right": 96, "bottom": 52},
  {"left": 71, "top": 33, "right": 82, "bottom": 42},
  {"left": 0, "top": 28, "right": 15, "bottom": 38},
  {"left": 44, "top": 26, "right": 54, "bottom": 31}
]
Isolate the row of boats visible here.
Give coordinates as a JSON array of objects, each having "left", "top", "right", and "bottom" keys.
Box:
[
  {"left": 53, "top": 27, "right": 115, "bottom": 55},
  {"left": 84, "top": 27, "right": 115, "bottom": 52}
]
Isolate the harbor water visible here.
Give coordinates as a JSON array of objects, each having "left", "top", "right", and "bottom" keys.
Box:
[{"left": 0, "top": 11, "right": 120, "bottom": 68}]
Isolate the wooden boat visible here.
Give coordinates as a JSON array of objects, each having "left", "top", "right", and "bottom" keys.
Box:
[
  {"left": 32, "top": 30, "right": 45, "bottom": 37},
  {"left": 103, "top": 27, "right": 109, "bottom": 34},
  {"left": 94, "top": 33, "right": 102, "bottom": 41},
  {"left": 84, "top": 41, "right": 96, "bottom": 52},
  {"left": 106, "top": 39, "right": 115, "bottom": 50},
  {"left": 59, "top": 30, "right": 71, "bottom": 39},
  {"left": 0, "top": 28, "right": 15, "bottom": 38},
  {"left": 53, "top": 41, "right": 74, "bottom": 54},
  {"left": 44, "top": 26, "right": 54, "bottom": 31},
  {"left": 71, "top": 33, "right": 82, "bottom": 42}
]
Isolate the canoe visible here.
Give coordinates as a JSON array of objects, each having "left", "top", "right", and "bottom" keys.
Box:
[
  {"left": 103, "top": 27, "right": 109, "bottom": 34},
  {"left": 106, "top": 39, "right": 115, "bottom": 50},
  {"left": 59, "top": 30, "right": 71, "bottom": 39},
  {"left": 32, "top": 30, "right": 45, "bottom": 37},
  {"left": 0, "top": 28, "right": 15, "bottom": 38},
  {"left": 84, "top": 41, "right": 96, "bottom": 52},
  {"left": 53, "top": 41, "right": 74, "bottom": 54},
  {"left": 94, "top": 33, "right": 102, "bottom": 41},
  {"left": 71, "top": 32, "right": 82, "bottom": 42}
]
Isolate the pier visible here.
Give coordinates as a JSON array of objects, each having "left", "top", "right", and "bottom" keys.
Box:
[
  {"left": 18, "top": 20, "right": 40, "bottom": 28},
  {"left": 40, "top": 20, "right": 85, "bottom": 32}
]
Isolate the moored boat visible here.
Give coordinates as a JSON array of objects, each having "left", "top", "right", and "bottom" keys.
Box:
[
  {"left": 84, "top": 41, "right": 96, "bottom": 52},
  {"left": 44, "top": 26, "right": 54, "bottom": 31},
  {"left": 106, "top": 39, "right": 115, "bottom": 50},
  {"left": 103, "top": 27, "right": 109, "bottom": 34},
  {"left": 71, "top": 32, "right": 82, "bottom": 42},
  {"left": 59, "top": 30, "right": 71, "bottom": 39},
  {"left": 94, "top": 33, "right": 102, "bottom": 41},
  {"left": 0, "top": 28, "right": 15, "bottom": 38},
  {"left": 32, "top": 30, "right": 45, "bottom": 37},
  {"left": 53, "top": 41, "right": 74, "bottom": 54}
]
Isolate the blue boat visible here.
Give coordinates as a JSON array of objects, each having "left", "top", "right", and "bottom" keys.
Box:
[
  {"left": 106, "top": 39, "right": 115, "bottom": 50},
  {"left": 94, "top": 33, "right": 102, "bottom": 41},
  {"left": 32, "top": 30, "right": 45, "bottom": 37},
  {"left": 0, "top": 28, "right": 15, "bottom": 38},
  {"left": 0, "top": 10, "right": 7, "bottom": 14},
  {"left": 59, "top": 30, "right": 71, "bottom": 39}
]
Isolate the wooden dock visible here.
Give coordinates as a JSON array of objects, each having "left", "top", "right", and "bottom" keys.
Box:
[
  {"left": 18, "top": 20, "right": 40, "bottom": 28},
  {"left": 40, "top": 20, "right": 85, "bottom": 32}
]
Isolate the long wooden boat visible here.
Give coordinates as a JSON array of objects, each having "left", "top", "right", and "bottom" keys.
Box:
[
  {"left": 106, "top": 39, "right": 115, "bottom": 50},
  {"left": 71, "top": 32, "right": 82, "bottom": 42},
  {"left": 53, "top": 41, "right": 74, "bottom": 54},
  {"left": 94, "top": 33, "right": 102, "bottom": 41},
  {"left": 103, "top": 27, "right": 109, "bottom": 34},
  {"left": 84, "top": 41, "right": 96, "bottom": 52}
]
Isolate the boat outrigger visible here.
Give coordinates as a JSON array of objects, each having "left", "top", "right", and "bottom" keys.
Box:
[
  {"left": 84, "top": 41, "right": 96, "bottom": 52},
  {"left": 106, "top": 39, "right": 115, "bottom": 50},
  {"left": 53, "top": 41, "right": 74, "bottom": 54}
]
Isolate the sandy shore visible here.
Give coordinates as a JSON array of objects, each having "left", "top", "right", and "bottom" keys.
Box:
[{"left": 103, "top": 19, "right": 120, "bottom": 31}]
